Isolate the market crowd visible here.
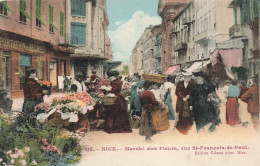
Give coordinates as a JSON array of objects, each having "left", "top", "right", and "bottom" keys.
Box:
[{"left": 19, "top": 67, "right": 259, "bottom": 143}]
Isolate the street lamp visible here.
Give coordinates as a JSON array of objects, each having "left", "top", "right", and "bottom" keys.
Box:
[{"left": 201, "top": 53, "right": 204, "bottom": 71}]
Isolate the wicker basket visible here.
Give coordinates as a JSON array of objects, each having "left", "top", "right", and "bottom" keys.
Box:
[
  {"left": 102, "top": 96, "right": 116, "bottom": 105},
  {"left": 142, "top": 73, "right": 166, "bottom": 83}
]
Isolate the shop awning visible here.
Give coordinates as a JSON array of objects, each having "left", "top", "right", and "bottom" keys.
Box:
[
  {"left": 211, "top": 49, "right": 243, "bottom": 69},
  {"left": 164, "top": 65, "right": 180, "bottom": 75},
  {"left": 185, "top": 60, "right": 211, "bottom": 73}
]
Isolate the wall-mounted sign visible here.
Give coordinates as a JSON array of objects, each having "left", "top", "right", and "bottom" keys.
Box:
[{"left": 0, "top": 37, "right": 44, "bottom": 53}]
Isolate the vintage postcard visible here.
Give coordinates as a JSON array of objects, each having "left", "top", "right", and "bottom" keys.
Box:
[{"left": 0, "top": 0, "right": 259, "bottom": 165}]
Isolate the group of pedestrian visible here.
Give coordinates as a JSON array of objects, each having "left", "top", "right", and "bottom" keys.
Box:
[{"left": 20, "top": 67, "right": 259, "bottom": 143}]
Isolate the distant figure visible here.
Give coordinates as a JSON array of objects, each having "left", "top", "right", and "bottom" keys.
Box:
[
  {"left": 246, "top": 75, "right": 255, "bottom": 88},
  {"left": 223, "top": 80, "right": 231, "bottom": 99},
  {"left": 241, "top": 77, "right": 259, "bottom": 132},
  {"left": 22, "top": 68, "right": 44, "bottom": 114},
  {"left": 238, "top": 80, "right": 248, "bottom": 98},
  {"left": 90, "top": 70, "right": 99, "bottom": 82},
  {"left": 215, "top": 77, "right": 219, "bottom": 90},
  {"left": 63, "top": 77, "right": 71, "bottom": 93},
  {"left": 226, "top": 79, "right": 240, "bottom": 126}
]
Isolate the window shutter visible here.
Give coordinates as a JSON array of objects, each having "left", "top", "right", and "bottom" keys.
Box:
[
  {"left": 19, "top": 0, "right": 31, "bottom": 20},
  {"left": 60, "top": 12, "right": 64, "bottom": 36},
  {"left": 0, "top": 1, "right": 13, "bottom": 13},
  {"left": 36, "top": 0, "right": 45, "bottom": 25},
  {"left": 49, "top": 5, "right": 53, "bottom": 24}
]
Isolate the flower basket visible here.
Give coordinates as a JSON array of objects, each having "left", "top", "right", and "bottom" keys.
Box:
[
  {"left": 142, "top": 73, "right": 166, "bottom": 83},
  {"left": 102, "top": 96, "right": 116, "bottom": 105}
]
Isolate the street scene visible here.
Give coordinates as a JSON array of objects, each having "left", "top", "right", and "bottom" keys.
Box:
[{"left": 0, "top": 0, "right": 259, "bottom": 166}]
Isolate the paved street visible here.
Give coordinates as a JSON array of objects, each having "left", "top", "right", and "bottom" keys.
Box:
[{"left": 76, "top": 89, "right": 260, "bottom": 166}]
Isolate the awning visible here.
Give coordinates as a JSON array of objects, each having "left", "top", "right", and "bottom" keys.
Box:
[
  {"left": 164, "top": 65, "right": 180, "bottom": 75},
  {"left": 185, "top": 60, "right": 211, "bottom": 73},
  {"left": 211, "top": 49, "right": 243, "bottom": 69}
]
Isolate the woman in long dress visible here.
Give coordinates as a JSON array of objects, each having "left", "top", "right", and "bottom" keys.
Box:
[
  {"left": 175, "top": 72, "right": 194, "bottom": 134},
  {"left": 130, "top": 73, "right": 144, "bottom": 117},
  {"left": 189, "top": 72, "right": 221, "bottom": 132},
  {"left": 226, "top": 79, "right": 240, "bottom": 125},
  {"left": 104, "top": 78, "right": 132, "bottom": 133},
  {"left": 139, "top": 91, "right": 168, "bottom": 142}
]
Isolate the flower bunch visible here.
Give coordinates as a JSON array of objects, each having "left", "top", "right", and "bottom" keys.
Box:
[
  {"left": 38, "top": 81, "right": 52, "bottom": 87},
  {"left": 65, "top": 92, "right": 92, "bottom": 105},
  {"left": 55, "top": 102, "right": 82, "bottom": 113},
  {"left": 34, "top": 102, "right": 51, "bottom": 113},
  {"left": 122, "top": 83, "right": 130, "bottom": 91},
  {"left": 41, "top": 138, "right": 61, "bottom": 154},
  {"left": 5, "top": 147, "right": 30, "bottom": 166}
]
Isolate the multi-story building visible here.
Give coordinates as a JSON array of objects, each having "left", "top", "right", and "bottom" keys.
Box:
[
  {"left": 158, "top": 0, "right": 188, "bottom": 73},
  {"left": 153, "top": 25, "right": 162, "bottom": 73},
  {"left": 142, "top": 25, "right": 155, "bottom": 73},
  {"left": 171, "top": 0, "right": 195, "bottom": 68},
  {"left": 228, "top": 0, "right": 259, "bottom": 77},
  {"left": 66, "top": 0, "right": 112, "bottom": 78},
  {"left": 0, "top": 0, "right": 74, "bottom": 98},
  {"left": 194, "top": 0, "right": 234, "bottom": 60}
]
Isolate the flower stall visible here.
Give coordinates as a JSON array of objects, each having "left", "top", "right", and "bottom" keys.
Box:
[{"left": 36, "top": 92, "right": 94, "bottom": 131}]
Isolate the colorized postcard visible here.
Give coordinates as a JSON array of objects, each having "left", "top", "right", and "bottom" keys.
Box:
[{"left": 0, "top": 0, "right": 259, "bottom": 166}]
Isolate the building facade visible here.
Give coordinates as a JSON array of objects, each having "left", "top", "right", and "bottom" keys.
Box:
[
  {"left": 153, "top": 25, "right": 162, "bottom": 73},
  {"left": 142, "top": 25, "right": 155, "bottom": 73},
  {"left": 66, "top": 0, "right": 112, "bottom": 78},
  {"left": 158, "top": 0, "right": 188, "bottom": 73},
  {"left": 171, "top": 0, "right": 195, "bottom": 68},
  {"left": 229, "top": 0, "right": 259, "bottom": 77},
  {"left": 0, "top": 0, "right": 74, "bottom": 98}
]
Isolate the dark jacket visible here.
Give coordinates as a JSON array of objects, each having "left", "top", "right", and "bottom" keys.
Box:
[
  {"left": 240, "top": 85, "right": 259, "bottom": 114},
  {"left": 23, "top": 78, "right": 43, "bottom": 101},
  {"left": 175, "top": 81, "right": 193, "bottom": 113}
]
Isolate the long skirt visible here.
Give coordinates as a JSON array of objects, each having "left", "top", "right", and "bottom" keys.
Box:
[
  {"left": 165, "top": 93, "right": 175, "bottom": 120},
  {"left": 176, "top": 101, "right": 193, "bottom": 135},
  {"left": 104, "top": 95, "right": 132, "bottom": 133},
  {"left": 139, "top": 110, "right": 156, "bottom": 138},
  {"left": 226, "top": 98, "right": 239, "bottom": 125},
  {"left": 22, "top": 99, "right": 43, "bottom": 114}
]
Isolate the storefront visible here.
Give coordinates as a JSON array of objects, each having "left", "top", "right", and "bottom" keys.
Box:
[{"left": 0, "top": 31, "right": 73, "bottom": 98}]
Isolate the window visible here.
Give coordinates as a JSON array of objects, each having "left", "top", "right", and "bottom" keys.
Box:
[
  {"left": 70, "top": 22, "right": 86, "bottom": 45},
  {"left": 36, "top": 0, "right": 45, "bottom": 28},
  {"left": 49, "top": 5, "right": 57, "bottom": 33},
  {"left": 0, "top": 1, "right": 9, "bottom": 16},
  {"left": 19, "top": 54, "right": 31, "bottom": 89},
  {"left": 19, "top": 0, "right": 31, "bottom": 23},
  {"left": 253, "top": 0, "right": 259, "bottom": 19},
  {"left": 60, "top": 12, "right": 64, "bottom": 36},
  {"left": 70, "top": 0, "right": 86, "bottom": 16},
  {"left": 240, "top": 0, "right": 251, "bottom": 24}
]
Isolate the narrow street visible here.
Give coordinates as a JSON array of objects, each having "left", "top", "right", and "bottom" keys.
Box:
[{"left": 77, "top": 89, "right": 260, "bottom": 166}]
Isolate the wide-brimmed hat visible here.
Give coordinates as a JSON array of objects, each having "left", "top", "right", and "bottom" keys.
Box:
[
  {"left": 182, "top": 71, "right": 192, "bottom": 76},
  {"left": 193, "top": 71, "right": 207, "bottom": 78}
]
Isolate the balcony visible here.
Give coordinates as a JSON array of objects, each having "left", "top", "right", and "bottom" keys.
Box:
[
  {"left": 194, "top": 30, "right": 211, "bottom": 44},
  {"left": 174, "top": 42, "right": 187, "bottom": 52},
  {"left": 183, "top": 17, "right": 194, "bottom": 26},
  {"left": 171, "top": 27, "right": 179, "bottom": 35},
  {"left": 229, "top": 24, "right": 245, "bottom": 39}
]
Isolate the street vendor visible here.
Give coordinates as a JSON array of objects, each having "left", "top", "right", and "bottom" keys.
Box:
[
  {"left": 104, "top": 76, "right": 132, "bottom": 133},
  {"left": 130, "top": 73, "right": 144, "bottom": 117},
  {"left": 90, "top": 70, "right": 99, "bottom": 82},
  {"left": 22, "top": 67, "right": 44, "bottom": 114}
]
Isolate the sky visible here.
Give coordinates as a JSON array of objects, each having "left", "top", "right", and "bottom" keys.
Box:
[{"left": 107, "top": 0, "right": 161, "bottom": 62}]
